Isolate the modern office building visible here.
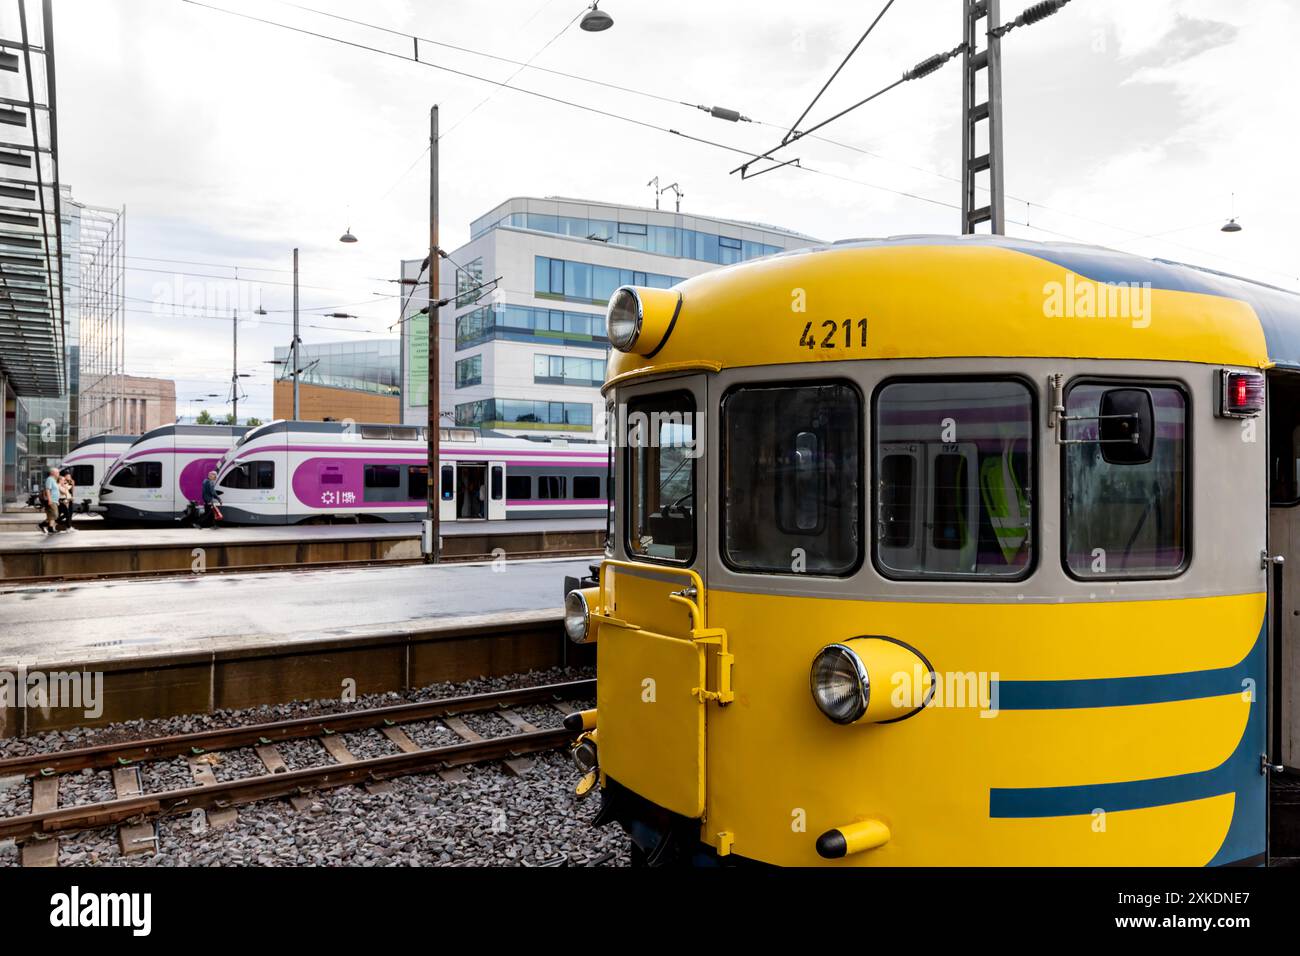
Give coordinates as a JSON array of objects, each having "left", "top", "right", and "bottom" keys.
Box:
[
  {"left": 272, "top": 339, "right": 401, "bottom": 423},
  {"left": 398, "top": 196, "right": 818, "bottom": 440}
]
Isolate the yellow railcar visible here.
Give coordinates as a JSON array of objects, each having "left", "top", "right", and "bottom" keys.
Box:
[{"left": 564, "top": 235, "right": 1300, "bottom": 866}]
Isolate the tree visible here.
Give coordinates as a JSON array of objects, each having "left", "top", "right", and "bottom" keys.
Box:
[
  {"left": 195, "top": 409, "right": 215, "bottom": 425},
  {"left": 222, "top": 412, "right": 237, "bottom": 425},
  {"left": 246, "top": 417, "right": 264, "bottom": 427}
]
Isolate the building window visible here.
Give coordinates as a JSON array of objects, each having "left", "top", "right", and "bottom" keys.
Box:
[
  {"left": 455, "top": 256, "right": 484, "bottom": 308},
  {"left": 456, "top": 355, "right": 482, "bottom": 388},
  {"left": 533, "top": 354, "right": 606, "bottom": 387},
  {"left": 506, "top": 475, "right": 531, "bottom": 499},
  {"left": 874, "top": 379, "right": 1034, "bottom": 580},
  {"left": 722, "top": 383, "right": 861, "bottom": 575},
  {"left": 455, "top": 304, "right": 606, "bottom": 351},
  {"left": 574, "top": 475, "right": 601, "bottom": 500},
  {"left": 481, "top": 212, "right": 783, "bottom": 263},
  {"left": 534, "top": 256, "right": 683, "bottom": 305},
  {"left": 220, "top": 461, "right": 275, "bottom": 490},
  {"left": 455, "top": 398, "right": 594, "bottom": 431},
  {"left": 1062, "top": 382, "right": 1188, "bottom": 578},
  {"left": 538, "top": 476, "right": 567, "bottom": 499}
]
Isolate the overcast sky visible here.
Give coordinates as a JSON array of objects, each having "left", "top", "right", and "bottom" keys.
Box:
[{"left": 52, "top": 0, "right": 1300, "bottom": 421}]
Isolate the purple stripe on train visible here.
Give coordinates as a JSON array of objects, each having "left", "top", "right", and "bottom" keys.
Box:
[{"left": 179, "top": 458, "right": 222, "bottom": 502}]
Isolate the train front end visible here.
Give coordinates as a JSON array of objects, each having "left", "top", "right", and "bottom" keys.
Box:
[{"left": 565, "top": 239, "right": 1271, "bottom": 867}]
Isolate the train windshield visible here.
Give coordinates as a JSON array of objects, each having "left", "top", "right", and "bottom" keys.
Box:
[
  {"left": 722, "top": 382, "right": 861, "bottom": 574},
  {"left": 874, "top": 379, "right": 1034, "bottom": 579},
  {"left": 626, "top": 392, "right": 697, "bottom": 563}
]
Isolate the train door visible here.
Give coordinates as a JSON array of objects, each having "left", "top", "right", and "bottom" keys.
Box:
[
  {"left": 598, "top": 375, "right": 711, "bottom": 839},
  {"left": 438, "top": 462, "right": 456, "bottom": 523},
  {"left": 1267, "top": 370, "right": 1300, "bottom": 772},
  {"left": 487, "top": 461, "right": 506, "bottom": 520},
  {"left": 456, "top": 461, "right": 488, "bottom": 519}
]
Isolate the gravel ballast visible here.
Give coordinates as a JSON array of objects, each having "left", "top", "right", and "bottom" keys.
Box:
[{"left": 0, "top": 667, "right": 630, "bottom": 867}]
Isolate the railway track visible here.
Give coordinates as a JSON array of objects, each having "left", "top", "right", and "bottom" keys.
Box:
[
  {"left": 0, "top": 678, "right": 593, "bottom": 864},
  {"left": 0, "top": 546, "right": 601, "bottom": 588}
]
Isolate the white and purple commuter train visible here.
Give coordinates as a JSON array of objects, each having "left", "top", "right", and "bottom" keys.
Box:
[
  {"left": 209, "top": 420, "right": 608, "bottom": 524},
  {"left": 96, "top": 424, "right": 249, "bottom": 522},
  {"left": 60, "top": 434, "right": 138, "bottom": 513}
]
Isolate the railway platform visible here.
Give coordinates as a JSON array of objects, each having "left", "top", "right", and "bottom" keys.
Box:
[
  {"left": 0, "top": 517, "right": 605, "bottom": 582},
  {"left": 0, "top": 557, "right": 596, "bottom": 737}
]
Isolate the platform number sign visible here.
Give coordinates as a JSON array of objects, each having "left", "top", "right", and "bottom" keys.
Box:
[{"left": 800, "top": 318, "right": 868, "bottom": 351}]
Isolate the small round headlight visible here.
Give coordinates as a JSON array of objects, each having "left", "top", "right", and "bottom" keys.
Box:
[
  {"left": 810, "top": 644, "right": 869, "bottom": 724},
  {"left": 606, "top": 287, "right": 643, "bottom": 352},
  {"left": 564, "top": 589, "right": 590, "bottom": 643}
]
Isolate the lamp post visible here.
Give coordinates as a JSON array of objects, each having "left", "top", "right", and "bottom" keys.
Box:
[{"left": 424, "top": 104, "right": 441, "bottom": 564}]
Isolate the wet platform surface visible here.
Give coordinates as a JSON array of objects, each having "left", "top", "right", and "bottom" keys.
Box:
[
  {"left": 0, "top": 557, "right": 593, "bottom": 668},
  {"left": 0, "top": 517, "right": 605, "bottom": 553}
]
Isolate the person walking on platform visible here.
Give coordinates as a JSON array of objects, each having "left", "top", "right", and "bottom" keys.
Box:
[
  {"left": 37, "top": 466, "right": 60, "bottom": 534},
  {"left": 200, "top": 469, "right": 223, "bottom": 528},
  {"left": 57, "top": 468, "right": 76, "bottom": 531}
]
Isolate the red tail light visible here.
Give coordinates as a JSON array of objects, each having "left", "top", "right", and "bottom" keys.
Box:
[{"left": 1220, "top": 370, "right": 1264, "bottom": 418}]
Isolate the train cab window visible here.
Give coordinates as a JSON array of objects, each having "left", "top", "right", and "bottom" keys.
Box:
[
  {"left": 721, "top": 383, "right": 861, "bottom": 575},
  {"left": 1063, "top": 382, "right": 1188, "bottom": 578},
  {"left": 538, "top": 476, "right": 567, "bottom": 499},
  {"left": 874, "top": 380, "right": 1034, "bottom": 579},
  {"left": 408, "top": 466, "right": 428, "bottom": 500},
  {"left": 220, "top": 461, "right": 275, "bottom": 490},
  {"left": 68, "top": 465, "right": 94, "bottom": 487},
  {"left": 574, "top": 475, "right": 601, "bottom": 500},
  {"left": 507, "top": 475, "right": 532, "bottom": 499},
  {"left": 491, "top": 466, "right": 504, "bottom": 501},
  {"left": 626, "top": 392, "right": 697, "bottom": 563},
  {"left": 110, "top": 461, "right": 162, "bottom": 489}
]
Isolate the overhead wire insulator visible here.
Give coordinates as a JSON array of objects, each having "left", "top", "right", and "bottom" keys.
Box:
[
  {"left": 992, "top": 0, "right": 1072, "bottom": 36},
  {"left": 902, "top": 43, "right": 967, "bottom": 81}
]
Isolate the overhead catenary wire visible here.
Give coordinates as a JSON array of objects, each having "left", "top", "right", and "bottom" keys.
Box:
[
  {"left": 781, "top": 0, "right": 900, "bottom": 145},
  {"left": 177, "top": 0, "right": 1297, "bottom": 288}
]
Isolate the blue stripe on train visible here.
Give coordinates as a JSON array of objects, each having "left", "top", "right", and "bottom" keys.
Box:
[{"left": 986, "top": 622, "right": 1266, "bottom": 865}]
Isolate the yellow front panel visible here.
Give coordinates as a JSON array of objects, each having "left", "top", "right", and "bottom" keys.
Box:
[
  {"left": 597, "top": 624, "right": 705, "bottom": 818},
  {"left": 704, "top": 590, "right": 1264, "bottom": 866}
]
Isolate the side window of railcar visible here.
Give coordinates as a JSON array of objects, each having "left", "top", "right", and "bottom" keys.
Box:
[
  {"left": 69, "top": 465, "right": 94, "bottom": 486},
  {"left": 721, "top": 382, "right": 861, "bottom": 575},
  {"left": 110, "top": 461, "right": 162, "bottom": 489},
  {"left": 364, "top": 464, "right": 402, "bottom": 502},
  {"left": 506, "top": 475, "right": 531, "bottom": 499},
  {"left": 220, "top": 461, "right": 274, "bottom": 489},
  {"left": 538, "top": 476, "right": 567, "bottom": 499},
  {"left": 874, "top": 380, "right": 1034, "bottom": 579},
  {"left": 1062, "top": 382, "right": 1188, "bottom": 578},
  {"left": 574, "top": 475, "right": 601, "bottom": 500},
  {"left": 407, "top": 466, "right": 428, "bottom": 500},
  {"left": 626, "top": 391, "right": 696, "bottom": 564}
]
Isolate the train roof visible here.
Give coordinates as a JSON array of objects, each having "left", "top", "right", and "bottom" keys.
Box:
[
  {"left": 606, "top": 234, "right": 1300, "bottom": 387},
  {"left": 232, "top": 420, "right": 601, "bottom": 447},
  {"left": 68, "top": 434, "right": 139, "bottom": 452},
  {"left": 130, "top": 424, "right": 250, "bottom": 446}
]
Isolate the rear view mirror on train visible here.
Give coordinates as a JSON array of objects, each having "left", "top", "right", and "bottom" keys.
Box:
[{"left": 1099, "top": 388, "right": 1155, "bottom": 465}]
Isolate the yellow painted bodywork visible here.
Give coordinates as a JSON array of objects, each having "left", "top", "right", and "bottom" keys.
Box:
[
  {"left": 698, "top": 590, "right": 1261, "bottom": 866},
  {"left": 605, "top": 245, "right": 1271, "bottom": 384}
]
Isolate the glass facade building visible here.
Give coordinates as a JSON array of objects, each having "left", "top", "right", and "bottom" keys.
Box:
[
  {"left": 274, "top": 340, "right": 400, "bottom": 397},
  {"left": 473, "top": 210, "right": 787, "bottom": 265},
  {"left": 402, "top": 197, "right": 819, "bottom": 439}
]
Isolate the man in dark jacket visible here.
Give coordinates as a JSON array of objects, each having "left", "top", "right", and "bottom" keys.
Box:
[{"left": 200, "top": 470, "right": 222, "bottom": 528}]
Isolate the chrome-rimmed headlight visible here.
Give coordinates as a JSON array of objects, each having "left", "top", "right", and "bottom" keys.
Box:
[
  {"left": 810, "top": 643, "right": 870, "bottom": 724},
  {"left": 564, "top": 589, "right": 590, "bottom": 643},
  {"left": 606, "top": 286, "right": 643, "bottom": 352}
]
